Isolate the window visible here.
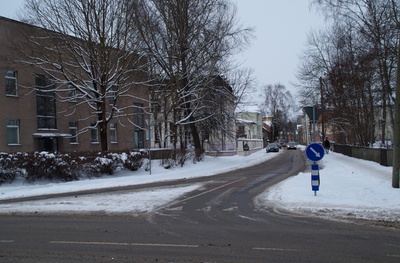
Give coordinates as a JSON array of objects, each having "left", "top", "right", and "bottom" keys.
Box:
[
  {"left": 36, "top": 75, "right": 57, "bottom": 129},
  {"left": 169, "top": 122, "right": 174, "bottom": 144},
  {"left": 7, "top": 119, "right": 20, "bottom": 145},
  {"left": 5, "top": 70, "right": 17, "bottom": 96},
  {"left": 110, "top": 123, "right": 117, "bottom": 143},
  {"left": 154, "top": 123, "right": 160, "bottom": 145},
  {"left": 237, "top": 125, "right": 246, "bottom": 137},
  {"left": 107, "top": 85, "right": 117, "bottom": 106},
  {"left": 150, "top": 101, "right": 161, "bottom": 113},
  {"left": 90, "top": 123, "right": 99, "bottom": 143},
  {"left": 68, "top": 85, "right": 77, "bottom": 102},
  {"left": 133, "top": 103, "right": 144, "bottom": 148},
  {"left": 69, "top": 122, "right": 78, "bottom": 144},
  {"left": 133, "top": 104, "right": 144, "bottom": 128}
]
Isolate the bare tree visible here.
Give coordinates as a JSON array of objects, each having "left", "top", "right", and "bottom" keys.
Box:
[
  {"left": 261, "top": 83, "right": 294, "bottom": 141},
  {"left": 327, "top": 22, "right": 377, "bottom": 145},
  {"left": 311, "top": 0, "right": 399, "bottom": 145},
  {"left": 131, "top": 0, "right": 253, "bottom": 156},
  {"left": 20, "top": 0, "right": 147, "bottom": 151},
  {"left": 230, "top": 67, "right": 257, "bottom": 111}
]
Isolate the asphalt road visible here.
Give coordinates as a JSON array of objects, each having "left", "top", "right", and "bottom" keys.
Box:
[{"left": 1, "top": 149, "right": 400, "bottom": 262}]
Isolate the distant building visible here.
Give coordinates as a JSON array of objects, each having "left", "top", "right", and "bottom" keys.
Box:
[
  {"left": 262, "top": 117, "right": 272, "bottom": 146},
  {"left": 235, "top": 108, "right": 264, "bottom": 155},
  {"left": 149, "top": 75, "right": 236, "bottom": 155},
  {"left": 235, "top": 109, "right": 263, "bottom": 140}
]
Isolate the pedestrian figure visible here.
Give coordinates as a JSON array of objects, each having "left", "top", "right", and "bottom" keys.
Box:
[{"left": 324, "top": 137, "right": 331, "bottom": 154}]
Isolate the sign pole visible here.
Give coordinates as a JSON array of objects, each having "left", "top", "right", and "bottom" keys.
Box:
[
  {"left": 305, "top": 114, "right": 309, "bottom": 145},
  {"left": 303, "top": 106, "right": 326, "bottom": 195},
  {"left": 312, "top": 106, "right": 316, "bottom": 142},
  {"left": 306, "top": 143, "right": 324, "bottom": 196}
]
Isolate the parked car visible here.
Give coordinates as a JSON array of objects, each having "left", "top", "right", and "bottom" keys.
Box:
[
  {"left": 266, "top": 143, "right": 279, "bottom": 153},
  {"left": 287, "top": 141, "right": 297, "bottom": 150}
]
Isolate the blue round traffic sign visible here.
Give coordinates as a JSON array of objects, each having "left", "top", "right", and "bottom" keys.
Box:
[{"left": 306, "top": 143, "right": 325, "bottom": 162}]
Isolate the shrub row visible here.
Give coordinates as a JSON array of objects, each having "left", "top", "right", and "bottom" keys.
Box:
[
  {"left": 0, "top": 149, "right": 201, "bottom": 185},
  {"left": 0, "top": 151, "right": 145, "bottom": 185}
]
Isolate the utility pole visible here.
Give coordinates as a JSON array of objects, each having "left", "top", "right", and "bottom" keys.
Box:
[
  {"left": 392, "top": 40, "right": 400, "bottom": 188},
  {"left": 320, "top": 77, "right": 325, "bottom": 141}
]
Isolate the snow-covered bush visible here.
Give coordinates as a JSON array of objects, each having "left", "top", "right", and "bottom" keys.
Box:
[
  {"left": 89, "top": 151, "right": 145, "bottom": 175},
  {"left": 159, "top": 149, "right": 198, "bottom": 168},
  {"left": 90, "top": 155, "right": 118, "bottom": 175},
  {"left": 0, "top": 150, "right": 145, "bottom": 184},
  {"left": 122, "top": 151, "right": 144, "bottom": 171},
  {"left": 24, "top": 152, "right": 79, "bottom": 182},
  {"left": 0, "top": 152, "right": 26, "bottom": 185}
]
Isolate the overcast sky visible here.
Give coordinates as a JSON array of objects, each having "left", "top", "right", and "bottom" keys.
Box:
[
  {"left": 0, "top": 0, "right": 325, "bottom": 98},
  {"left": 235, "top": 0, "right": 325, "bottom": 97}
]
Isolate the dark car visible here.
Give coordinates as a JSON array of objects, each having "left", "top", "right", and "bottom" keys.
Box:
[
  {"left": 287, "top": 141, "right": 297, "bottom": 150},
  {"left": 266, "top": 143, "right": 279, "bottom": 153}
]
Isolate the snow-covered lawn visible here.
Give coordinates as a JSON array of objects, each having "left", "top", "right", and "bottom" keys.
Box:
[
  {"left": 258, "top": 147, "right": 400, "bottom": 221},
  {"left": 0, "top": 147, "right": 399, "bottom": 222}
]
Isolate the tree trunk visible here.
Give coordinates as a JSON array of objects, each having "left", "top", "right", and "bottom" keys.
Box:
[
  {"left": 189, "top": 120, "right": 202, "bottom": 158},
  {"left": 100, "top": 121, "right": 108, "bottom": 152},
  {"left": 98, "top": 101, "right": 108, "bottom": 152}
]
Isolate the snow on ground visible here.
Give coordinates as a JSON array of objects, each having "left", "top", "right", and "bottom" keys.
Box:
[
  {"left": 258, "top": 147, "right": 400, "bottom": 222},
  {"left": 0, "top": 150, "right": 279, "bottom": 215},
  {"left": 0, "top": 147, "right": 399, "bottom": 222}
]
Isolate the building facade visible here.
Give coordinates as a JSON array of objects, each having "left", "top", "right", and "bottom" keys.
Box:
[
  {"left": 235, "top": 110, "right": 263, "bottom": 140},
  {"left": 0, "top": 17, "right": 150, "bottom": 153}
]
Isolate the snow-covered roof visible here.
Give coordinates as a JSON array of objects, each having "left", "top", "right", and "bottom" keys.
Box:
[{"left": 235, "top": 104, "right": 262, "bottom": 113}]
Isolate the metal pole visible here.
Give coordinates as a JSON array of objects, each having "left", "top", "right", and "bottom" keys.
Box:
[
  {"left": 306, "top": 114, "right": 310, "bottom": 145},
  {"left": 148, "top": 148, "right": 152, "bottom": 175},
  {"left": 312, "top": 106, "right": 316, "bottom": 142},
  {"left": 314, "top": 161, "right": 317, "bottom": 196},
  {"left": 320, "top": 77, "right": 325, "bottom": 141}
]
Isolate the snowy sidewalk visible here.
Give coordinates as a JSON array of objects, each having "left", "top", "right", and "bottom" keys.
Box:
[{"left": 259, "top": 149, "right": 400, "bottom": 221}]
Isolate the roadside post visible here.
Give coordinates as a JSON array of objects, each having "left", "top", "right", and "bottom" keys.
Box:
[
  {"left": 305, "top": 143, "right": 325, "bottom": 196},
  {"left": 311, "top": 164, "right": 320, "bottom": 194},
  {"left": 148, "top": 148, "right": 152, "bottom": 175}
]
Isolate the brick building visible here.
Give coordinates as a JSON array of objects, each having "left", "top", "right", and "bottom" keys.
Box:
[{"left": 0, "top": 17, "right": 150, "bottom": 153}]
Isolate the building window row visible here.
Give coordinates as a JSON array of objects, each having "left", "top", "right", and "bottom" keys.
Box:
[
  {"left": 4, "top": 72, "right": 122, "bottom": 148},
  {"left": 6, "top": 120, "right": 118, "bottom": 147},
  {"left": 36, "top": 74, "right": 57, "bottom": 130},
  {"left": 89, "top": 122, "right": 118, "bottom": 144}
]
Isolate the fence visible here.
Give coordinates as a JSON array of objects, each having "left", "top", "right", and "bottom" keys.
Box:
[
  {"left": 203, "top": 140, "right": 237, "bottom": 156},
  {"left": 237, "top": 138, "right": 263, "bottom": 156},
  {"left": 332, "top": 144, "right": 393, "bottom": 167},
  {"left": 148, "top": 139, "right": 263, "bottom": 158}
]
